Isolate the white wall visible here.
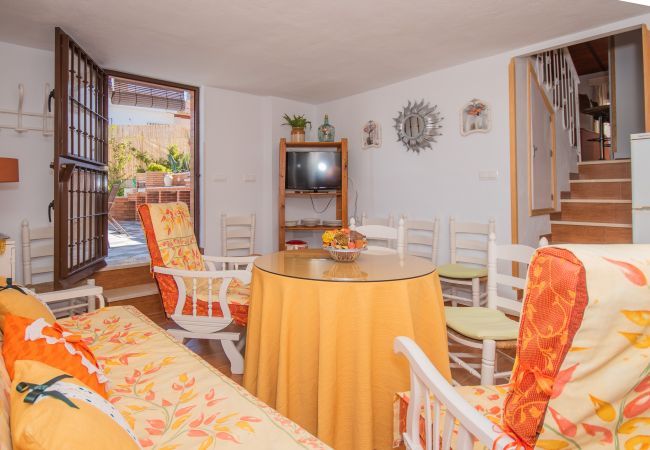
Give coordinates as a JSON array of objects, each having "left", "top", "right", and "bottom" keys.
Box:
[
  {"left": 614, "top": 29, "right": 645, "bottom": 159},
  {"left": 315, "top": 56, "right": 511, "bottom": 265},
  {"left": 0, "top": 41, "right": 54, "bottom": 283}
]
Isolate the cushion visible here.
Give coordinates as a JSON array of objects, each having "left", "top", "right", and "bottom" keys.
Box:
[
  {"left": 10, "top": 360, "right": 139, "bottom": 450},
  {"left": 0, "top": 277, "right": 54, "bottom": 332},
  {"left": 438, "top": 263, "right": 487, "bottom": 279},
  {"left": 2, "top": 314, "right": 108, "bottom": 398},
  {"left": 394, "top": 384, "right": 508, "bottom": 449},
  {"left": 0, "top": 338, "right": 11, "bottom": 450},
  {"left": 445, "top": 307, "right": 519, "bottom": 341},
  {"left": 502, "top": 247, "right": 588, "bottom": 447},
  {"left": 139, "top": 202, "right": 251, "bottom": 325}
]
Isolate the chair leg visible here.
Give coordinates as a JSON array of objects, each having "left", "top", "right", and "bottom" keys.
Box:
[
  {"left": 222, "top": 339, "right": 244, "bottom": 375},
  {"left": 471, "top": 277, "right": 480, "bottom": 307},
  {"left": 480, "top": 340, "right": 496, "bottom": 385}
]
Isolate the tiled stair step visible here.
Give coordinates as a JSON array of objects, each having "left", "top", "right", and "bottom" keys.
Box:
[
  {"left": 578, "top": 159, "right": 631, "bottom": 179},
  {"left": 104, "top": 282, "right": 159, "bottom": 303},
  {"left": 553, "top": 199, "right": 632, "bottom": 224},
  {"left": 569, "top": 178, "right": 631, "bottom": 200},
  {"left": 550, "top": 221, "right": 632, "bottom": 244}
]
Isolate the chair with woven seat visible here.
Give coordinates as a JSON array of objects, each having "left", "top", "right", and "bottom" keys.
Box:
[
  {"left": 439, "top": 217, "right": 495, "bottom": 306},
  {"left": 138, "top": 202, "right": 256, "bottom": 374},
  {"left": 395, "top": 243, "right": 650, "bottom": 449},
  {"left": 446, "top": 233, "right": 536, "bottom": 385}
]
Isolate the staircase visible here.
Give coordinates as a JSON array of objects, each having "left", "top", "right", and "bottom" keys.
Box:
[{"left": 550, "top": 160, "right": 632, "bottom": 243}]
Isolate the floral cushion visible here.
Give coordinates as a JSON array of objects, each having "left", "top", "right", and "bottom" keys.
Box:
[
  {"left": 139, "top": 202, "right": 250, "bottom": 326},
  {"left": 502, "top": 247, "right": 588, "bottom": 446},
  {"left": 534, "top": 246, "right": 650, "bottom": 450},
  {"left": 393, "top": 384, "right": 508, "bottom": 449},
  {"left": 0, "top": 336, "right": 11, "bottom": 450},
  {"left": 59, "top": 305, "right": 329, "bottom": 449}
]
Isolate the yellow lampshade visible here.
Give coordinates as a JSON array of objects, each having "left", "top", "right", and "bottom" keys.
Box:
[{"left": 0, "top": 158, "right": 19, "bottom": 183}]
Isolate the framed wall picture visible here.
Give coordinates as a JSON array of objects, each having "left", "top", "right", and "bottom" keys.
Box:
[
  {"left": 361, "top": 120, "right": 381, "bottom": 149},
  {"left": 460, "top": 99, "right": 491, "bottom": 136}
]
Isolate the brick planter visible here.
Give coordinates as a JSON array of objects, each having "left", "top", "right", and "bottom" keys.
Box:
[{"left": 145, "top": 171, "right": 166, "bottom": 187}]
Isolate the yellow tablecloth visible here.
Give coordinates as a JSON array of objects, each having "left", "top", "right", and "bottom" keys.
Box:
[{"left": 243, "top": 266, "right": 450, "bottom": 450}]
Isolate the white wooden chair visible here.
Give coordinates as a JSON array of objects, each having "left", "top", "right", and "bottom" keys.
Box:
[
  {"left": 445, "top": 233, "right": 536, "bottom": 385},
  {"left": 221, "top": 213, "right": 256, "bottom": 256},
  {"left": 403, "top": 217, "right": 440, "bottom": 264},
  {"left": 349, "top": 216, "right": 405, "bottom": 254},
  {"left": 439, "top": 217, "right": 495, "bottom": 307},
  {"left": 37, "top": 279, "right": 105, "bottom": 317},
  {"left": 361, "top": 212, "right": 394, "bottom": 249},
  {"left": 20, "top": 219, "right": 54, "bottom": 286},
  {"left": 394, "top": 336, "right": 514, "bottom": 450},
  {"left": 140, "top": 203, "right": 255, "bottom": 374}
]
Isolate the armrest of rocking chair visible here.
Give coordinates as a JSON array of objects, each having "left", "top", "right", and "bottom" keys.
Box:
[
  {"left": 37, "top": 280, "right": 105, "bottom": 314},
  {"left": 394, "top": 337, "right": 514, "bottom": 450},
  {"left": 152, "top": 266, "right": 251, "bottom": 320}
]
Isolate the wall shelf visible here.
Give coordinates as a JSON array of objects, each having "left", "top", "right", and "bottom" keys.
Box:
[
  {"left": 279, "top": 138, "right": 348, "bottom": 250},
  {"left": 285, "top": 191, "right": 341, "bottom": 198},
  {"left": 285, "top": 226, "right": 340, "bottom": 231}
]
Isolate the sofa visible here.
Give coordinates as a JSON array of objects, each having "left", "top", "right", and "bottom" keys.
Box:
[{"left": 0, "top": 284, "right": 329, "bottom": 450}]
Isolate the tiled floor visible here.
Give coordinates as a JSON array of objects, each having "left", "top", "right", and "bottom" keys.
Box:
[{"left": 107, "top": 220, "right": 150, "bottom": 266}]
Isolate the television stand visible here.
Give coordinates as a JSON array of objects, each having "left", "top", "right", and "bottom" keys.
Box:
[{"left": 279, "top": 139, "right": 348, "bottom": 250}]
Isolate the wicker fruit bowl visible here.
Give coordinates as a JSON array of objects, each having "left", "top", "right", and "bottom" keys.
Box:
[
  {"left": 322, "top": 228, "right": 368, "bottom": 262},
  {"left": 324, "top": 247, "right": 364, "bottom": 262}
]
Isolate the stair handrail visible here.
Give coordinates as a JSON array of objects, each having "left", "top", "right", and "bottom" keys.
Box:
[{"left": 534, "top": 49, "right": 581, "bottom": 159}]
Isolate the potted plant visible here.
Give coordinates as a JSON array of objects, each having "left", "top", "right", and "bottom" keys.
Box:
[{"left": 282, "top": 114, "right": 311, "bottom": 143}]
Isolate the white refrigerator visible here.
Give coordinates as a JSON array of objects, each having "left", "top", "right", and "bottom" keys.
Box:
[{"left": 631, "top": 133, "right": 650, "bottom": 243}]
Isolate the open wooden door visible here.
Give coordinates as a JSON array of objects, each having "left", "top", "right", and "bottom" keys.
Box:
[{"left": 53, "top": 28, "right": 109, "bottom": 287}]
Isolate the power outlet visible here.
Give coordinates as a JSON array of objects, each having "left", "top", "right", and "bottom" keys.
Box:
[{"left": 479, "top": 170, "right": 498, "bottom": 181}]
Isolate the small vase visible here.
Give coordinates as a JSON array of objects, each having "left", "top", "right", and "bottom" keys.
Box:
[
  {"left": 291, "top": 127, "right": 305, "bottom": 143},
  {"left": 163, "top": 174, "right": 173, "bottom": 187},
  {"left": 318, "top": 114, "right": 335, "bottom": 142}
]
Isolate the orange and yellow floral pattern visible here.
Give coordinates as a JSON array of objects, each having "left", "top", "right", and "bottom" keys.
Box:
[
  {"left": 138, "top": 203, "right": 250, "bottom": 326},
  {"left": 502, "top": 247, "right": 588, "bottom": 446},
  {"left": 534, "top": 245, "right": 650, "bottom": 450},
  {"left": 393, "top": 385, "right": 508, "bottom": 449},
  {"left": 0, "top": 336, "right": 10, "bottom": 450},
  {"left": 59, "top": 305, "right": 329, "bottom": 450}
]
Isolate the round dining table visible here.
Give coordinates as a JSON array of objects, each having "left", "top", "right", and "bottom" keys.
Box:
[{"left": 243, "top": 249, "right": 450, "bottom": 450}]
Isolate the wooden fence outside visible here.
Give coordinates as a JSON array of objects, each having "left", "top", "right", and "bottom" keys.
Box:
[{"left": 109, "top": 123, "right": 191, "bottom": 181}]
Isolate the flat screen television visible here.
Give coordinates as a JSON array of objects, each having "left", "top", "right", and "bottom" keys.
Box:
[{"left": 286, "top": 151, "right": 341, "bottom": 191}]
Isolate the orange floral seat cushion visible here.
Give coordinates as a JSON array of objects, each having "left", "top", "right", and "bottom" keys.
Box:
[
  {"left": 138, "top": 202, "right": 250, "bottom": 326},
  {"left": 393, "top": 385, "right": 508, "bottom": 449},
  {"left": 2, "top": 314, "right": 109, "bottom": 398}
]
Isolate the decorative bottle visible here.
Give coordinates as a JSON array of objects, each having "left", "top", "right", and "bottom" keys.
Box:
[{"left": 318, "top": 114, "right": 335, "bottom": 142}]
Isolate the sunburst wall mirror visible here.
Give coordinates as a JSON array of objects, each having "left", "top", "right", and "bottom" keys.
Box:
[{"left": 393, "top": 100, "right": 443, "bottom": 153}]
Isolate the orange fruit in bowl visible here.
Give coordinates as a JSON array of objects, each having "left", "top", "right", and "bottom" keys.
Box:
[{"left": 348, "top": 241, "right": 356, "bottom": 249}]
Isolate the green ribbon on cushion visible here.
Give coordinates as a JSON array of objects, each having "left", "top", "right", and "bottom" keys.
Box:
[
  {"left": 16, "top": 374, "right": 79, "bottom": 409},
  {"left": 0, "top": 277, "right": 27, "bottom": 295}
]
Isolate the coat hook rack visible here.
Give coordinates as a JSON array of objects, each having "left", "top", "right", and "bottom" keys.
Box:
[
  {"left": 0, "top": 83, "right": 55, "bottom": 134},
  {"left": 15, "top": 84, "right": 28, "bottom": 133},
  {"left": 42, "top": 83, "right": 53, "bottom": 136}
]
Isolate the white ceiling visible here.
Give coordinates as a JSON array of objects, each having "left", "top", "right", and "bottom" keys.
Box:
[{"left": 0, "top": 0, "right": 647, "bottom": 103}]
